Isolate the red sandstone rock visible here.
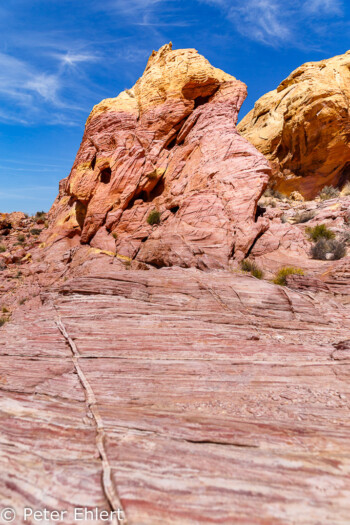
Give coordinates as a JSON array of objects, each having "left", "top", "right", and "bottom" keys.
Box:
[
  {"left": 46, "top": 44, "right": 270, "bottom": 267},
  {"left": 1, "top": 266, "right": 350, "bottom": 524}
]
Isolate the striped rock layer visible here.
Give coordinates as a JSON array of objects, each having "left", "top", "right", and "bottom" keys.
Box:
[{"left": 47, "top": 43, "right": 270, "bottom": 268}]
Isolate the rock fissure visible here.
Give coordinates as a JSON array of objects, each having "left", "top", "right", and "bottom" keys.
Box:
[{"left": 55, "top": 317, "right": 127, "bottom": 525}]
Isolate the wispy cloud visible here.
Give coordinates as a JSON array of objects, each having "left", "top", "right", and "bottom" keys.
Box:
[
  {"left": 305, "top": 0, "right": 342, "bottom": 15},
  {"left": 53, "top": 51, "right": 99, "bottom": 67},
  {"left": 200, "top": 0, "right": 344, "bottom": 46},
  {"left": 228, "top": 1, "right": 291, "bottom": 45}
]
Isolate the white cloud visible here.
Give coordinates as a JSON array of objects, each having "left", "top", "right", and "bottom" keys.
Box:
[
  {"left": 304, "top": 0, "right": 342, "bottom": 14},
  {"left": 200, "top": 0, "right": 344, "bottom": 46},
  {"left": 54, "top": 51, "right": 99, "bottom": 67},
  {"left": 228, "top": 0, "right": 291, "bottom": 45},
  {"left": 0, "top": 52, "right": 60, "bottom": 106}
]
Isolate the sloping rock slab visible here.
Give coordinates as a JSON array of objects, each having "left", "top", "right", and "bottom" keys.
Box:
[{"left": 0, "top": 268, "right": 350, "bottom": 524}]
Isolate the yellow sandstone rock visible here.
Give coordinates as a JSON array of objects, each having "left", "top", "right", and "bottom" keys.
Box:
[{"left": 238, "top": 50, "right": 350, "bottom": 199}]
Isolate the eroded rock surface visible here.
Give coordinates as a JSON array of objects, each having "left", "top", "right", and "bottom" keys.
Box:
[
  {"left": 238, "top": 51, "right": 350, "bottom": 199},
  {"left": 1, "top": 266, "right": 350, "bottom": 524},
  {"left": 46, "top": 43, "right": 270, "bottom": 267}
]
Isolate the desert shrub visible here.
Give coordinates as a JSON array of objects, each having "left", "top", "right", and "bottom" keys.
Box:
[
  {"left": 30, "top": 228, "right": 41, "bottom": 236},
  {"left": 318, "top": 185, "right": 340, "bottom": 200},
  {"left": 17, "top": 234, "right": 25, "bottom": 243},
  {"left": 35, "top": 211, "right": 46, "bottom": 224},
  {"left": 0, "top": 245, "right": 6, "bottom": 253},
  {"left": 112, "top": 232, "right": 118, "bottom": 239},
  {"left": 311, "top": 239, "right": 346, "bottom": 260},
  {"left": 306, "top": 224, "right": 335, "bottom": 242},
  {"left": 0, "top": 317, "right": 7, "bottom": 327},
  {"left": 294, "top": 210, "right": 315, "bottom": 224},
  {"left": 332, "top": 240, "right": 347, "bottom": 260},
  {"left": 263, "top": 188, "right": 283, "bottom": 200},
  {"left": 1, "top": 307, "right": 9, "bottom": 313},
  {"left": 273, "top": 267, "right": 304, "bottom": 286},
  {"left": 19, "top": 298, "right": 26, "bottom": 305},
  {"left": 241, "top": 259, "right": 264, "bottom": 279},
  {"left": 339, "top": 230, "right": 350, "bottom": 245},
  {"left": 341, "top": 182, "right": 350, "bottom": 196},
  {"left": 147, "top": 209, "right": 161, "bottom": 225},
  {"left": 146, "top": 170, "right": 159, "bottom": 180}
]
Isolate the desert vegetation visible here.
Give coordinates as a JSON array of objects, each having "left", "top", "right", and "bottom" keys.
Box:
[
  {"left": 273, "top": 267, "right": 304, "bottom": 286},
  {"left": 241, "top": 259, "right": 264, "bottom": 279},
  {"left": 147, "top": 209, "right": 161, "bottom": 225}
]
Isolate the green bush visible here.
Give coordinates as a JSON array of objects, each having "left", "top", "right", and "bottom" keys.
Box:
[
  {"left": 273, "top": 267, "right": 304, "bottom": 286},
  {"left": 0, "top": 245, "right": 6, "bottom": 253},
  {"left": 241, "top": 259, "right": 264, "bottom": 279},
  {"left": 1, "top": 307, "right": 9, "bottom": 313},
  {"left": 30, "top": 228, "right": 42, "bottom": 236},
  {"left": 306, "top": 224, "right": 335, "bottom": 242},
  {"left": 311, "top": 239, "right": 346, "bottom": 260},
  {"left": 0, "top": 317, "right": 7, "bottom": 327},
  {"left": 17, "top": 234, "right": 25, "bottom": 243},
  {"left": 147, "top": 209, "right": 161, "bottom": 225},
  {"left": 318, "top": 185, "right": 340, "bottom": 200}
]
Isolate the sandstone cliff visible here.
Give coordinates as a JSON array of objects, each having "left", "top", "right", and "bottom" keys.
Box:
[
  {"left": 46, "top": 43, "right": 270, "bottom": 267},
  {"left": 238, "top": 50, "right": 350, "bottom": 199}
]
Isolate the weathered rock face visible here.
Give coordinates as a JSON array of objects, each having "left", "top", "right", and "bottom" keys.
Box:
[
  {"left": 47, "top": 43, "right": 270, "bottom": 267},
  {"left": 1, "top": 265, "right": 350, "bottom": 524},
  {"left": 238, "top": 50, "right": 350, "bottom": 199}
]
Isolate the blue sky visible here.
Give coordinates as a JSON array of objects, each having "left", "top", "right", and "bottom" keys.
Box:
[{"left": 1, "top": 0, "right": 349, "bottom": 213}]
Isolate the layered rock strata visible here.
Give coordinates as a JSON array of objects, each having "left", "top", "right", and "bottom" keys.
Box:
[
  {"left": 1, "top": 266, "right": 350, "bottom": 524},
  {"left": 238, "top": 51, "right": 350, "bottom": 198},
  {"left": 46, "top": 43, "right": 270, "bottom": 267}
]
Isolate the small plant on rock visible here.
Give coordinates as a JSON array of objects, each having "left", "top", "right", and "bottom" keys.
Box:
[
  {"left": 0, "top": 317, "right": 8, "bottom": 327},
  {"left": 311, "top": 239, "right": 346, "bottom": 260},
  {"left": 30, "top": 228, "right": 42, "bottom": 236},
  {"left": 17, "top": 234, "right": 25, "bottom": 243},
  {"left": 241, "top": 259, "right": 264, "bottom": 279},
  {"left": 306, "top": 224, "right": 335, "bottom": 242},
  {"left": 318, "top": 185, "right": 340, "bottom": 200},
  {"left": 147, "top": 209, "right": 161, "bottom": 225},
  {"left": 0, "top": 245, "right": 6, "bottom": 253},
  {"left": 273, "top": 267, "right": 304, "bottom": 286},
  {"left": 294, "top": 210, "right": 315, "bottom": 224},
  {"left": 263, "top": 187, "right": 283, "bottom": 200}
]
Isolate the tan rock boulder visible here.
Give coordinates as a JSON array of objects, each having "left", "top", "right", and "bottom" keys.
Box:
[
  {"left": 238, "top": 51, "right": 350, "bottom": 199},
  {"left": 46, "top": 43, "right": 271, "bottom": 268}
]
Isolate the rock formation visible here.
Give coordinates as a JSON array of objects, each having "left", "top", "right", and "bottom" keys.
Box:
[
  {"left": 238, "top": 50, "right": 350, "bottom": 199},
  {"left": 46, "top": 43, "right": 270, "bottom": 267},
  {"left": 1, "top": 45, "right": 350, "bottom": 525}
]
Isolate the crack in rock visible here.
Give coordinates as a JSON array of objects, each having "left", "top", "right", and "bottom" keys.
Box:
[{"left": 55, "top": 317, "right": 127, "bottom": 525}]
